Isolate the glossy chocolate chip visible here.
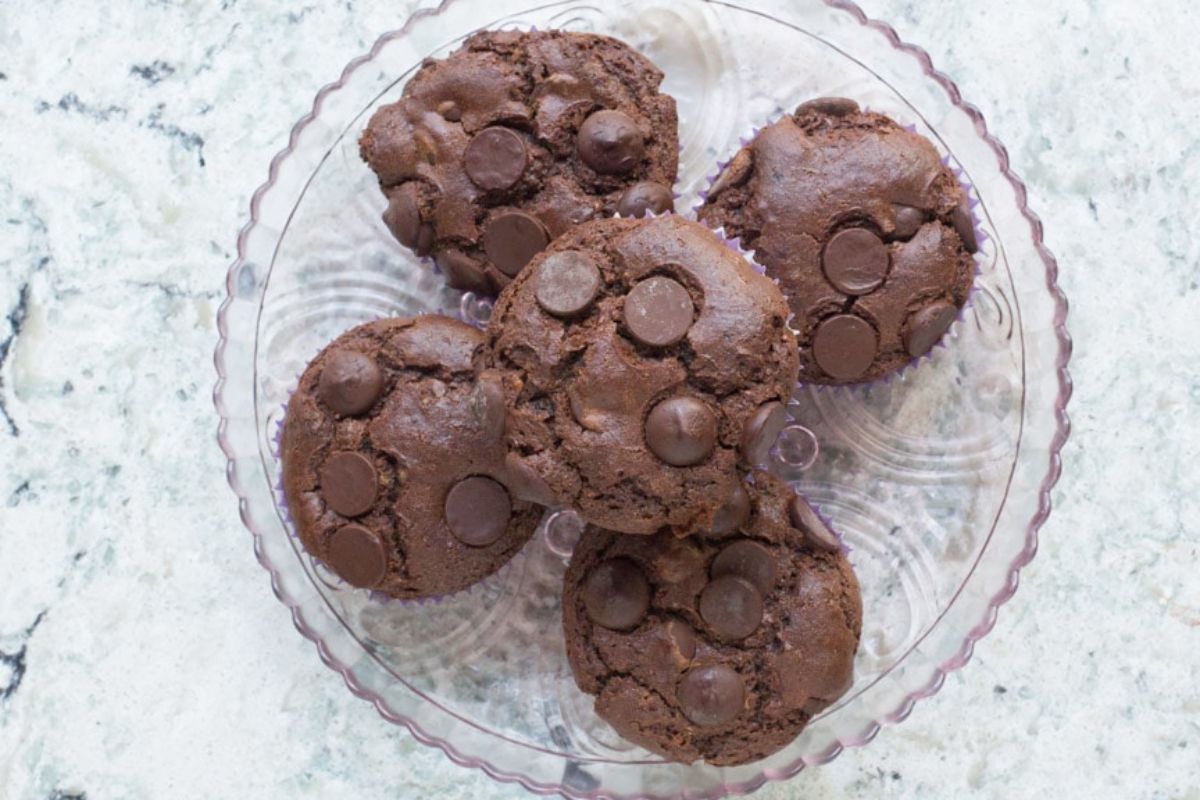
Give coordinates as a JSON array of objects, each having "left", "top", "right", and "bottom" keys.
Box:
[
  {"left": 788, "top": 494, "right": 840, "bottom": 552},
  {"left": 483, "top": 212, "right": 550, "bottom": 277},
  {"left": 892, "top": 204, "right": 926, "bottom": 240},
  {"left": 699, "top": 575, "right": 764, "bottom": 640},
  {"left": 436, "top": 249, "right": 491, "bottom": 295},
  {"left": 822, "top": 228, "right": 890, "bottom": 295},
  {"left": 383, "top": 184, "right": 422, "bottom": 248},
  {"left": 319, "top": 451, "right": 379, "bottom": 518},
  {"left": 740, "top": 401, "right": 787, "bottom": 465},
  {"left": 578, "top": 109, "right": 644, "bottom": 174},
  {"left": 318, "top": 350, "right": 384, "bottom": 416},
  {"left": 582, "top": 558, "right": 651, "bottom": 631},
  {"left": 325, "top": 524, "right": 387, "bottom": 588},
  {"left": 709, "top": 482, "right": 751, "bottom": 536},
  {"left": 471, "top": 370, "right": 507, "bottom": 442},
  {"left": 535, "top": 251, "right": 602, "bottom": 317},
  {"left": 444, "top": 476, "right": 512, "bottom": 547},
  {"left": 811, "top": 315, "right": 878, "bottom": 382},
  {"left": 464, "top": 127, "right": 528, "bottom": 191},
  {"left": 903, "top": 300, "right": 959, "bottom": 357},
  {"left": 796, "top": 96, "right": 860, "bottom": 116},
  {"left": 711, "top": 539, "right": 778, "bottom": 595},
  {"left": 645, "top": 396, "right": 717, "bottom": 467},
  {"left": 616, "top": 181, "right": 674, "bottom": 218},
  {"left": 624, "top": 276, "right": 694, "bottom": 347},
  {"left": 677, "top": 664, "right": 745, "bottom": 727},
  {"left": 952, "top": 197, "right": 979, "bottom": 253}
]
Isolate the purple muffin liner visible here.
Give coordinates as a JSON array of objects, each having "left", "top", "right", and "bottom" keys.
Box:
[{"left": 692, "top": 109, "right": 988, "bottom": 387}]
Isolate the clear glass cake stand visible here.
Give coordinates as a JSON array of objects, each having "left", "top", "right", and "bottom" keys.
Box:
[{"left": 214, "top": 1, "right": 1072, "bottom": 797}]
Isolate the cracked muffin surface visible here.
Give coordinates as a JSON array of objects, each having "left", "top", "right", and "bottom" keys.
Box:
[
  {"left": 699, "top": 97, "right": 977, "bottom": 384},
  {"left": 482, "top": 215, "right": 798, "bottom": 536},
  {"left": 562, "top": 471, "right": 862, "bottom": 765},
  {"left": 360, "top": 30, "right": 679, "bottom": 295},
  {"left": 281, "top": 316, "right": 540, "bottom": 599}
]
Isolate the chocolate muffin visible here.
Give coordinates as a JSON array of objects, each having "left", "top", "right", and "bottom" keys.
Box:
[
  {"left": 699, "top": 98, "right": 977, "bottom": 384},
  {"left": 360, "top": 30, "right": 679, "bottom": 296},
  {"left": 562, "top": 471, "right": 862, "bottom": 765},
  {"left": 483, "top": 215, "right": 799, "bottom": 536},
  {"left": 281, "top": 316, "right": 541, "bottom": 600}
]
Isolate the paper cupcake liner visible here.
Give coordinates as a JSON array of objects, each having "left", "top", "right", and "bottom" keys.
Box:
[{"left": 694, "top": 108, "right": 988, "bottom": 388}]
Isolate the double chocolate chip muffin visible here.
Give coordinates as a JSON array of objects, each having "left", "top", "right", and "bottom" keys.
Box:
[
  {"left": 562, "top": 471, "right": 862, "bottom": 765},
  {"left": 483, "top": 215, "right": 799, "bottom": 536},
  {"left": 360, "top": 30, "right": 679, "bottom": 296},
  {"left": 281, "top": 316, "right": 541, "bottom": 599},
  {"left": 700, "top": 98, "right": 977, "bottom": 384}
]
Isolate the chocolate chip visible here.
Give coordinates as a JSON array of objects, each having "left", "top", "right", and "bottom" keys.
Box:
[
  {"left": 892, "top": 204, "right": 926, "bottom": 240},
  {"left": 811, "top": 314, "right": 877, "bottom": 382},
  {"left": 582, "top": 558, "right": 650, "bottom": 631},
  {"left": 471, "top": 371, "right": 507, "bottom": 442},
  {"left": 535, "top": 251, "right": 602, "bottom": 317},
  {"left": 501, "top": 453, "right": 557, "bottom": 506},
  {"left": 319, "top": 451, "right": 379, "bottom": 518},
  {"left": 822, "top": 228, "right": 890, "bottom": 295},
  {"left": 577, "top": 109, "right": 644, "bottom": 174},
  {"left": 740, "top": 401, "right": 787, "bottom": 465},
  {"left": 952, "top": 196, "right": 979, "bottom": 253},
  {"left": 318, "top": 350, "right": 384, "bottom": 416},
  {"left": 795, "top": 97, "right": 859, "bottom": 117},
  {"left": 699, "top": 575, "right": 764, "bottom": 640},
  {"left": 665, "top": 619, "right": 697, "bottom": 662},
  {"left": 708, "top": 149, "right": 752, "bottom": 198},
  {"left": 788, "top": 494, "right": 840, "bottom": 552},
  {"left": 904, "top": 300, "right": 959, "bottom": 357},
  {"left": 616, "top": 181, "right": 674, "bottom": 218},
  {"left": 444, "top": 476, "right": 512, "bottom": 547},
  {"left": 383, "top": 184, "right": 422, "bottom": 248},
  {"left": 483, "top": 211, "right": 550, "bottom": 277},
  {"left": 325, "top": 524, "right": 387, "bottom": 588},
  {"left": 644, "top": 396, "right": 717, "bottom": 467},
  {"left": 464, "top": 127, "right": 528, "bottom": 191},
  {"left": 677, "top": 664, "right": 745, "bottom": 726},
  {"left": 437, "top": 100, "right": 461, "bottom": 121},
  {"left": 624, "top": 276, "right": 694, "bottom": 347},
  {"left": 712, "top": 540, "right": 777, "bottom": 595},
  {"left": 436, "top": 250, "right": 491, "bottom": 295},
  {"left": 709, "top": 482, "right": 751, "bottom": 536}
]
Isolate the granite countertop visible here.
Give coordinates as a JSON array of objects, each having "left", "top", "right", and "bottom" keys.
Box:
[{"left": 1, "top": 0, "right": 1197, "bottom": 797}]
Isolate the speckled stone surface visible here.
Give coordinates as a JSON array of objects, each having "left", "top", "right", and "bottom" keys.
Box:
[{"left": 0, "top": 1, "right": 1196, "bottom": 798}]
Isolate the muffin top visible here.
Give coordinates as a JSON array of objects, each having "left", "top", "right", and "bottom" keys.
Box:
[
  {"left": 699, "top": 98, "right": 977, "bottom": 384},
  {"left": 281, "top": 316, "right": 540, "bottom": 599},
  {"left": 361, "top": 30, "right": 679, "bottom": 295},
  {"left": 562, "top": 471, "right": 862, "bottom": 765},
  {"left": 483, "top": 215, "right": 798, "bottom": 536}
]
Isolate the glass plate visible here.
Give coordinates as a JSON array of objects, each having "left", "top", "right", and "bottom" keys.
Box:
[{"left": 214, "top": 1, "right": 1072, "bottom": 797}]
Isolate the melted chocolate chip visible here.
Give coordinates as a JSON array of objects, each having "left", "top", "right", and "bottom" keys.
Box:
[
  {"left": 319, "top": 451, "right": 379, "bottom": 518},
  {"left": 624, "top": 276, "right": 694, "bottom": 347},
  {"left": 903, "top": 300, "right": 959, "bottom": 357},
  {"left": 811, "top": 315, "right": 878, "bottom": 382},
  {"left": 677, "top": 664, "right": 745, "bottom": 727},
  {"left": 711, "top": 539, "right": 778, "bottom": 595},
  {"left": 317, "top": 350, "right": 384, "bottom": 417},
  {"left": 535, "top": 251, "right": 602, "bottom": 317},
  {"left": 464, "top": 127, "right": 528, "bottom": 191},
  {"left": 740, "top": 401, "right": 787, "bottom": 465},
  {"left": 822, "top": 228, "right": 890, "bottom": 295},
  {"left": 444, "top": 476, "right": 512, "bottom": 547},
  {"left": 325, "top": 524, "right": 387, "bottom": 588},
  {"left": 644, "top": 396, "right": 717, "bottom": 467},
  {"left": 483, "top": 212, "right": 551, "bottom": 277},
  {"left": 699, "top": 575, "right": 764, "bottom": 640},
  {"left": 578, "top": 109, "right": 644, "bottom": 174},
  {"left": 616, "top": 181, "right": 674, "bottom": 218},
  {"left": 583, "top": 558, "right": 651, "bottom": 631}
]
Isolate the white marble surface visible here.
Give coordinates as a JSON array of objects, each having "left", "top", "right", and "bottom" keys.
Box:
[{"left": 1, "top": 0, "right": 1197, "bottom": 798}]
